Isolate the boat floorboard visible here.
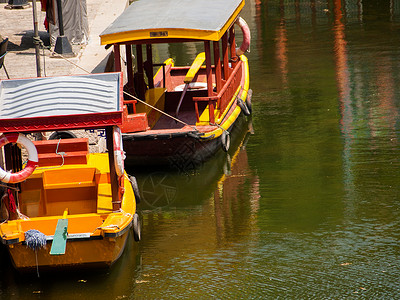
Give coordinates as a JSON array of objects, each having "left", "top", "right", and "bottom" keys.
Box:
[{"left": 153, "top": 111, "right": 196, "bottom": 130}]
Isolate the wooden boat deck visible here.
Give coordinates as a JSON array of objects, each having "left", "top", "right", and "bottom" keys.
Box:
[
  {"left": 19, "top": 164, "right": 113, "bottom": 218},
  {"left": 153, "top": 111, "right": 196, "bottom": 130}
]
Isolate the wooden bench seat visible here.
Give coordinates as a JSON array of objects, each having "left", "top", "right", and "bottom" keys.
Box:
[{"left": 33, "top": 138, "right": 89, "bottom": 167}]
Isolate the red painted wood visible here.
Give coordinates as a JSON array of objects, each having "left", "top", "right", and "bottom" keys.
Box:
[
  {"left": 114, "top": 44, "right": 122, "bottom": 72},
  {"left": 33, "top": 138, "right": 89, "bottom": 167},
  {"left": 222, "top": 32, "right": 230, "bottom": 80},
  {"left": 204, "top": 41, "right": 215, "bottom": 123}
]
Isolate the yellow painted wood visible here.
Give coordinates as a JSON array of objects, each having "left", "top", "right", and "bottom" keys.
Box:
[
  {"left": 97, "top": 183, "right": 113, "bottom": 213},
  {"left": 196, "top": 55, "right": 250, "bottom": 131},
  {"left": 0, "top": 152, "right": 137, "bottom": 269},
  {"left": 154, "top": 58, "right": 174, "bottom": 80},
  {"left": 135, "top": 88, "right": 166, "bottom": 128},
  {"left": 184, "top": 52, "right": 205, "bottom": 83},
  {"left": 100, "top": 1, "right": 245, "bottom": 45}
]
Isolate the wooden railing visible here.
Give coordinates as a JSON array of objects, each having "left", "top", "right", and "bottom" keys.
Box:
[{"left": 193, "top": 60, "right": 243, "bottom": 124}]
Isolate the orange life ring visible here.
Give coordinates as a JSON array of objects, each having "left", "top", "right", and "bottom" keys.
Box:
[
  {"left": 235, "top": 17, "right": 251, "bottom": 56},
  {"left": 0, "top": 133, "right": 38, "bottom": 183},
  {"left": 113, "top": 126, "right": 125, "bottom": 177}
]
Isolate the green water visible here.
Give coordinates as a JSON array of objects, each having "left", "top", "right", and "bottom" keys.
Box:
[{"left": 2, "top": 0, "right": 400, "bottom": 298}]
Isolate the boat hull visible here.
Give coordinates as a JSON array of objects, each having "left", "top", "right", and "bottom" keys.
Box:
[
  {"left": 0, "top": 153, "right": 137, "bottom": 272},
  {"left": 123, "top": 129, "right": 223, "bottom": 168},
  {"left": 122, "top": 55, "right": 250, "bottom": 169},
  {"left": 7, "top": 229, "right": 130, "bottom": 271}
]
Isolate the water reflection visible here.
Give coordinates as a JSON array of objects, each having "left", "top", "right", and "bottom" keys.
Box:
[
  {"left": 129, "top": 117, "right": 261, "bottom": 298},
  {"left": 332, "top": 0, "right": 400, "bottom": 216},
  {"left": 248, "top": 0, "right": 400, "bottom": 296},
  {"left": 275, "top": 1, "right": 288, "bottom": 87},
  {"left": 212, "top": 122, "right": 260, "bottom": 244},
  {"left": 333, "top": 0, "right": 355, "bottom": 214}
]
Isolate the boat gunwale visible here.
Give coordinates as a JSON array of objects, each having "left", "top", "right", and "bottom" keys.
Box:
[{"left": 121, "top": 55, "right": 249, "bottom": 142}]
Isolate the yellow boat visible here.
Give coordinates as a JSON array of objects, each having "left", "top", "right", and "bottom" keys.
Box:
[
  {"left": 0, "top": 72, "right": 141, "bottom": 272},
  {"left": 100, "top": 0, "right": 252, "bottom": 168}
]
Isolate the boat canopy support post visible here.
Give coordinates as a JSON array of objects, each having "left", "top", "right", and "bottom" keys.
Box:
[
  {"left": 136, "top": 45, "right": 146, "bottom": 100},
  {"left": 204, "top": 41, "right": 215, "bottom": 124},
  {"left": 114, "top": 44, "right": 122, "bottom": 72},
  {"left": 125, "top": 44, "right": 136, "bottom": 114},
  {"left": 126, "top": 45, "right": 134, "bottom": 91},
  {"left": 222, "top": 32, "right": 230, "bottom": 80},
  {"left": 145, "top": 44, "right": 154, "bottom": 89},
  {"left": 229, "top": 26, "right": 238, "bottom": 68},
  {"left": 213, "top": 42, "right": 222, "bottom": 93},
  {"left": 213, "top": 41, "right": 222, "bottom": 94},
  {"left": 4, "top": 144, "right": 22, "bottom": 177},
  {"left": 106, "top": 126, "right": 121, "bottom": 211}
]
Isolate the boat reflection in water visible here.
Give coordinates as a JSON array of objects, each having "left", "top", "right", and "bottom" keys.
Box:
[
  {"left": 128, "top": 114, "right": 258, "bottom": 212},
  {"left": 135, "top": 116, "right": 259, "bottom": 242},
  {"left": 50, "top": 114, "right": 260, "bottom": 299},
  {"left": 119, "top": 115, "right": 261, "bottom": 298}
]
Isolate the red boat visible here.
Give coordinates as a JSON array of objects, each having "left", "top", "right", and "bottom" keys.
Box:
[{"left": 100, "top": 0, "right": 252, "bottom": 168}]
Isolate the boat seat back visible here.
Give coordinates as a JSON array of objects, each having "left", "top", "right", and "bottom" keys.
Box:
[
  {"left": 42, "top": 167, "right": 97, "bottom": 216},
  {"left": 135, "top": 88, "right": 166, "bottom": 128},
  {"left": 33, "top": 138, "right": 89, "bottom": 167},
  {"left": 43, "top": 167, "right": 96, "bottom": 188}
]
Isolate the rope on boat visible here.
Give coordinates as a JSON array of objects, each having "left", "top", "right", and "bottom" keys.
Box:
[
  {"left": 211, "top": 122, "right": 229, "bottom": 135},
  {"left": 93, "top": 224, "right": 120, "bottom": 233},
  {"left": 55, "top": 138, "right": 66, "bottom": 167},
  {"left": 50, "top": 52, "right": 91, "bottom": 74},
  {"left": 0, "top": 183, "right": 19, "bottom": 191},
  {"left": 36, "top": 139, "right": 66, "bottom": 170},
  {"left": 122, "top": 90, "right": 199, "bottom": 132},
  {"left": 16, "top": 208, "right": 29, "bottom": 220},
  {"left": 1, "top": 188, "right": 29, "bottom": 221}
]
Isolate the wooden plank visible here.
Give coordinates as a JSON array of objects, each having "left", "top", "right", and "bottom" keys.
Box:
[
  {"left": 50, "top": 210, "right": 69, "bottom": 255},
  {"left": 184, "top": 52, "right": 205, "bottom": 83},
  {"left": 33, "top": 138, "right": 89, "bottom": 153}
]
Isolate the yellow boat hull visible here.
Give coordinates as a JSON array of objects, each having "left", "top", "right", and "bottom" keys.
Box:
[
  {"left": 0, "top": 152, "right": 137, "bottom": 271},
  {"left": 8, "top": 230, "right": 130, "bottom": 270}
]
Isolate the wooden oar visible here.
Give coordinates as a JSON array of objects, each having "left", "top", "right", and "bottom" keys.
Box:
[
  {"left": 50, "top": 209, "right": 68, "bottom": 255},
  {"left": 176, "top": 52, "right": 206, "bottom": 118}
]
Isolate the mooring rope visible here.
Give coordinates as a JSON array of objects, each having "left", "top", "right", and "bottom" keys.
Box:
[
  {"left": 36, "top": 138, "right": 66, "bottom": 170},
  {"left": 122, "top": 90, "right": 199, "bottom": 131},
  {"left": 55, "top": 138, "right": 66, "bottom": 167}
]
